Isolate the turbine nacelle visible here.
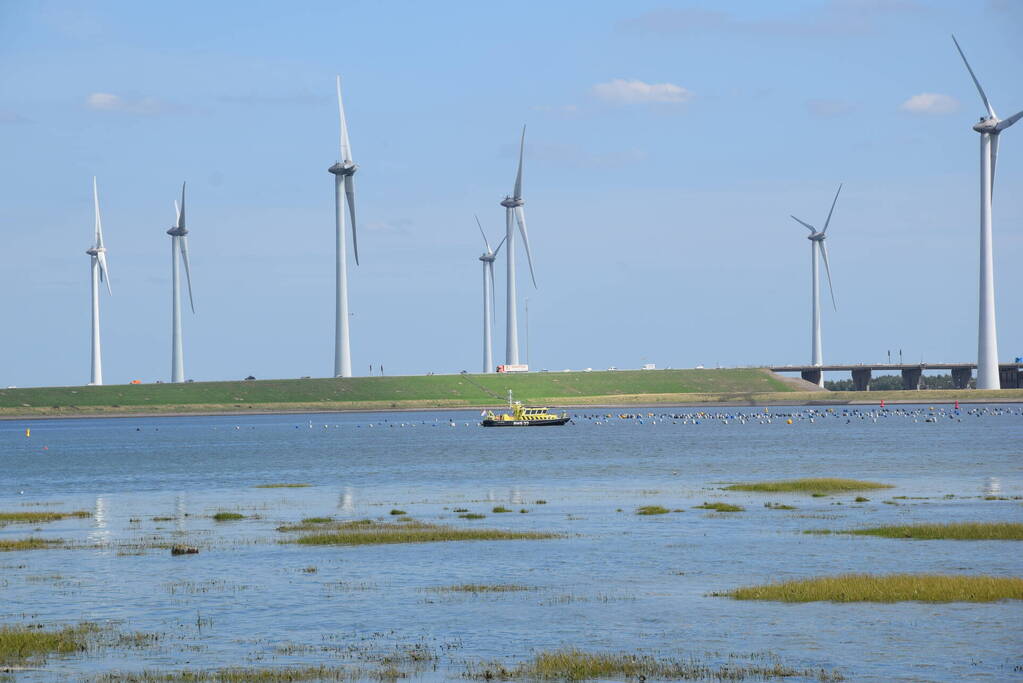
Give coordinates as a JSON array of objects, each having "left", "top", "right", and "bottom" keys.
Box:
[
  {"left": 167, "top": 226, "right": 188, "bottom": 237},
  {"left": 479, "top": 253, "right": 496, "bottom": 263},
  {"left": 807, "top": 232, "right": 826, "bottom": 242},
  {"left": 501, "top": 196, "right": 524, "bottom": 208},
  {"left": 329, "top": 161, "right": 358, "bottom": 176},
  {"left": 973, "top": 117, "right": 1000, "bottom": 134},
  {"left": 85, "top": 246, "right": 106, "bottom": 256}
]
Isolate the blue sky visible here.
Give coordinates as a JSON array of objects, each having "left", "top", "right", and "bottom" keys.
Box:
[{"left": 1, "top": 0, "right": 1021, "bottom": 387}]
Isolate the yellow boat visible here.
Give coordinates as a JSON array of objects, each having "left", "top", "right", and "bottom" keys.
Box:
[{"left": 481, "top": 392, "right": 570, "bottom": 427}]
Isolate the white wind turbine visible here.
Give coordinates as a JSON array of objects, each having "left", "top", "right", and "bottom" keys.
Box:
[
  {"left": 167, "top": 182, "right": 195, "bottom": 383},
  {"left": 86, "top": 177, "right": 111, "bottom": 386},
  {"left": 328, "top": 75, "right": 359, "bottom": 378},
  {"left": 500, "top": 125, "right": 536, "bottom": 366},
  {"left": 952, "top": 35, "right": 1021, "bottom": 390},
  {"left": 790, "top": 184, "right": 841, "bottom": 386},
  {"left": 476, "top": 215, "right": 506, "bottom": 373}
]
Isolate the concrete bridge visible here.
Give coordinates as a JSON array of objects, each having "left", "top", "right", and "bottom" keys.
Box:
[{"left": 769, "top": 363, "right": 1023, "bottom": 390}]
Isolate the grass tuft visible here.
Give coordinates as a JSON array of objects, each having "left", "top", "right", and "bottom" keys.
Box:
[
  {"left": 847, "top": 522, "right": 1023, "bottom": 541},
  {"left": 0, "top": 623, "right": 98, "bottom": 665},
  {"left": 492, "top": 506, "right": 512, "bottom": 513},
  {"left": 254, "top": 483, "right": 310, "bottom": 489},
  {"left": 429, "top": 584, "right": 534, "bottom": 593},
  {"left": 694, "top": 502, "right": 745, "bottom": 512},
  {"left": 764, "top": 502, "right": 796, "bottom": 510},
  {"left": 724, "top": 478, "right": 893, "bottom": 495},
  {"left": 286, "top": 519, "right": 557, "bottom": 547},
  {"left": 635, "top": 505, "right": 670, "bottom": 515},
  {"left": 92, "top": 665, "right": 382, "bottom": 682},
  {"left": 212, "top": 512, "right": 245, "bottom": 522},
  {"left": 722, "top": 574, "right": 1023, "bottom": 602},
  {"left": 0, "top": 511, "right": 91, "bottom": 525},
  {"left": 301, "top": 517, "right": 333, "bottom": 524},
  {"left": 0, "top": 537, "right": 64, "bottom": 552},
  {"left": 459, "top": 513, "right": 486, "bottom": 520},
  {"left": 389, "top": 509, "right": 407, "bottom": 516}
]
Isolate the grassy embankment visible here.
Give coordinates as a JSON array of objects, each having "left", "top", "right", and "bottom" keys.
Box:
[{"left": 2, "top": 369, "right": 1020, "bottom": 418}]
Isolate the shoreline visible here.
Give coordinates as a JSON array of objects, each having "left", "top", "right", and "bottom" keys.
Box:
[{"left": 3, "top": 391, "right": 1021, "bottom": 421}]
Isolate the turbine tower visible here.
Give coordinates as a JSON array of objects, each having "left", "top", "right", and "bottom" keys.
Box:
[
  {"left": 86, "top": 177, "right": 111, "bottom": 386},
  {"left": 790, "top": 184, "right": 840, "bottom": 386},
  {"left": 476, "top": 215, "right": 506, "bottom": 373},
  {"left": 167, "top": 182, "right": 195, "bottom": 383},
  {"left": 500, "top": 125, "right": 536, "bottom": 366},
  {"left": 328, "top": 75, "right": 359, "bottom": 378},
  {"left": 952, "top": 36, "right": 1021, "bottom": 390}
]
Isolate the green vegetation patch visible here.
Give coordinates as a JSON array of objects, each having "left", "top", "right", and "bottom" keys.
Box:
[
  {"left": 254, "top": 483, "right": 310, "bottom": 488},
  {"left": 459, "top": 513, "right": 486, "bottom": 520},
  {"left": 722, "top": 574, "right": 1023, "bottom": 603},
  {"left": 636, "top": 505, "right": 670, "bottom": 515},
  {"left": 212, "top": 512, "right": 245, "bottom": 522},
  {"left": 0, "top": 537, "right": 65, "bottom": 552},
  {"left": 492, "top": 506, "right": 512, "bottom": 513},
  {"left": 429, "top": 584, "right": 535, "bottom": 593},
  {"left": 0, "top": 623, "right": 97, "bottom": 665},
  {"left": 694, "top": 502, "right": 745, "bottom": 512},
  {"left": 847, "top": 522, "right": 1023, "bottom": 541},
  {"left": 0, "top": 511, "right": 91, "bottom": 525},
  {"left": 389, "top": 509, "right": 407, "bottom": 516},
  {"left": 724, "top": 478, "right": 893, "bottom": 495},
  {"left": 285, "top": 519, "right": 558, "bottom": 547},
  {"left": 466, "top": 648, "right": 843, "bottom": 681},
  {"left": 92, "top": 665, "right": 377, "bottom": 682}
]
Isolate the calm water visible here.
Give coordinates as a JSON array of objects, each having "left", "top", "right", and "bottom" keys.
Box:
[{"left": 1, "top": 405, "right": 1021, "bottom": 681}]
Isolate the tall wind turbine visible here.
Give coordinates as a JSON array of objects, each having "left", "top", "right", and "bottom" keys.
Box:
[
  {"left": 328, "top": 75, "right": 359, "bottom": 378},
  {"left": 476, "top": 215, "right": 506, "bottom": 373},
  {"left": 86, "top": 177, "right": 111, "bottom": 385},
  {"left": 167, "top": 182, "right": 195, "bottom": 383},
  {"left": 952, "top": 36, "right": 1021, "bottom": 390},
  {"left": 500, "top": 125, "right": 536, "bottom": 366},
  {"left": 790, "top": 184, "right": 841, "bottom": 386}
]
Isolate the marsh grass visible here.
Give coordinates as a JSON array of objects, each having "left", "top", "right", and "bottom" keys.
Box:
[
  {"left": 465, "top": 648, "right": 843, "bottom": 681},
  {"left": 389, "top": 509, "right": 407, "bottom": 516},
  {"left": 764, "top": 503, "right": 796, "bottom": 510},
  {"left": 492, "top": 506, "right": 512, "bottom": 513},
  {"left": 636, "top": 505, "right": 670, "bottom": 515},
  {"left": 428, "top": 584, "right": 534, "bottom": 593},
  {"left": 853, "top": 497, "right": 870, "bottom": 503},
  {"left": 0, "top": 511, "right": 90, "bottom": 525},
  {"left": 723, "top": 574, "right": 1023, "bottom": 602},
  {"left": 212, "top": 512, "right": 245, "bottom": 522},
  {"left": 92, "top": 665, "right": 389, "bottom": 682},
  {"left": 846, "top": 522, "right": 1023, "bottom": 541},
  {"left": 459, "top": 513, "right": 486, "bottom": 520},
  {"left": 302, "top": 517, "right": 333, "bottom": 524},
  {"left": 286, "top": 519, "right": 558, "bottom": 546},
  {"left": 0, "top": 623, "right": 98, "bottom": 665},
  {"left": 254, "top": 483, "right": 310, "bottom": 488},
  {"left": 724, "top": 478, "right": 893, "bottom": 495},
  {"left": 694, "top": 502, "right": 745, "bottom": 512},
  {"left": 0, "top": 537, "right": 64, "bottom": 552}
]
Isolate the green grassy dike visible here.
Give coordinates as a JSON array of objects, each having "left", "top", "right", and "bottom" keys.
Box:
[{"left": 1, "top": 369, "right": 1020, "bottom": 419}]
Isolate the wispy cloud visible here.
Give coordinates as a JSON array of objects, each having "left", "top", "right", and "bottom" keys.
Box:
[
  {"left": 591, "top": 79, "right": 692, "bottom": 105},
  {"left": 807, "top": 99, "right": 856, "bottom": 117},
  {"left": 900, "top": 93, "right": 959, "bottom": 114},
  {"left": 85, "top": 92, "right": 171, "bottom": 115},
  {"left": 0, "top": 110, "right": 30, "bottom": 125}
]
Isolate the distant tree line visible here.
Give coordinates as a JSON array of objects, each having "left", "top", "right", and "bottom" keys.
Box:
[{"left": 824, "top": 373, "right": 971, "bottom": 391}]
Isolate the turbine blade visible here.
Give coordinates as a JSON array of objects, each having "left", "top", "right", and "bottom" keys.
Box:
[
  {"left": 514, "top": 205, "right": 537, "bottom": 288},
  {"left": 951, "top": 35, "right": 996, "bottom": 119},
  {"left": 93, "top": 176, "right": 103, "bottom": 248},
  {"left": 475, "top": 214, "right": 493, "bottom": 253},
  {"left": 97, "top": 252, "right": 112, "bottom": 295},
  {"left": 492, "top": 234, "right": 507, "bottom": 257},
  {"left": 180, "top": 236, "right": 195, "bottom": 314},
  {"left": 345, "top": 174, "right": 359, "bottom": 266},
  {"left": 178, "top": 182, "right": 186, "bottom": 230},
  {"left": 995, "top": 109, "right": 1023, "bottom": 132},
  {"left": 819, "top": 241, "right": 836, "bottom": 311},
  {"left": 790, "top": 215, "right": 816, "bottom": 232},
  {"left": 513, "top": 125, "right": 525, "bottom": 199},
  {"left": 337, "top": 75, "right": 352, "bottom": 162},
  {"left": 990, "top": 133, "right": 998, "bottom": 200},
  {"left": 822, "top": 183, "right": 842, "bottom": 233},
  {"left": 488, "top": 261, "right": 497, "bottom": 329},
  {"left": 174, "top": 200, "right": 180, "bottom": 224}
]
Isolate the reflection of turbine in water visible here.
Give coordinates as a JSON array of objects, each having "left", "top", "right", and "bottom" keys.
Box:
[
  {"left": 88, "top": 496, "right": 111, "bottom": 547},
  {"left": 984, "top": 477, "right": 1002, "bottom": 497},
  {"left": 338, "top": 487, "right": 355, "bottom": 513},
  {"left": 176, "top": 493, "right": 187, "bottom": 532},
  {"left": 486, "top": 490, "right": 497, "bottom": 502},
  {"left": 510, "top": 488, "right": 523, "bottom": 505}
]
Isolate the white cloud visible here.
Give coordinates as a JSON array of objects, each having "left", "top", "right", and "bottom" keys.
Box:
[
  {"left": 85, "top": 92, "right": 168, "bottom": 115},
  {"left": 900, "top": 93, "right": 959, "bottom": 115},
  {"left": 592, "top": 79, "right": 692, "bottom": 105}
]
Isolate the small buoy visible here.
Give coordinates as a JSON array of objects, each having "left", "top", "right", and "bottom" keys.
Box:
[
  {"left": 786, "top": 419, "right": 793, "bottom": 425},
  {"left": 25, "top": 428, "right": 30, "bottom": 437}
]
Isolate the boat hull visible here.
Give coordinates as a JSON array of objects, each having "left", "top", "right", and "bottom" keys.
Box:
[{"left": 481, "top": 417, "right": 571, "bottom": 427}]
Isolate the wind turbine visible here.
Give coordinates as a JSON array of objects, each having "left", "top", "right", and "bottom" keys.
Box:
[
  {"left": 500, "top": 125, "right": 536, "bottom": 366},
  {"left": 86, "top": 177, "right": 111, "bottom": 386},
  {"left": 328, "top": 75, "right": 359, "bottom": 378},
  {"left": 952, "top": 35, "right": 1021, "bottom": 390},
  {"left": 476, "top": 215, "right": 506, "bottom": 373},
  {"left": 790, "top": 184, "right": 841, "bottom": 386},
  {"left": 167, "top": 182, "right": 195, "bottom": 383}
]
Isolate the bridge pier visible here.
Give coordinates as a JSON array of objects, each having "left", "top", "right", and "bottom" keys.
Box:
[
  {"left": 952, "top": 367, "right": 972, "bottom": 389},
  {"left": 801, "top": 368, "right": 822, "bottom": 386},
  {"left": 999, "top": 366, "right": 1022, "bottom": 389},
  {"left": 901, "top": 367, "right": 922, "bottom": 390},
  {"left": 851, "top": 368, "right": 871, "bottom": 391}
]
